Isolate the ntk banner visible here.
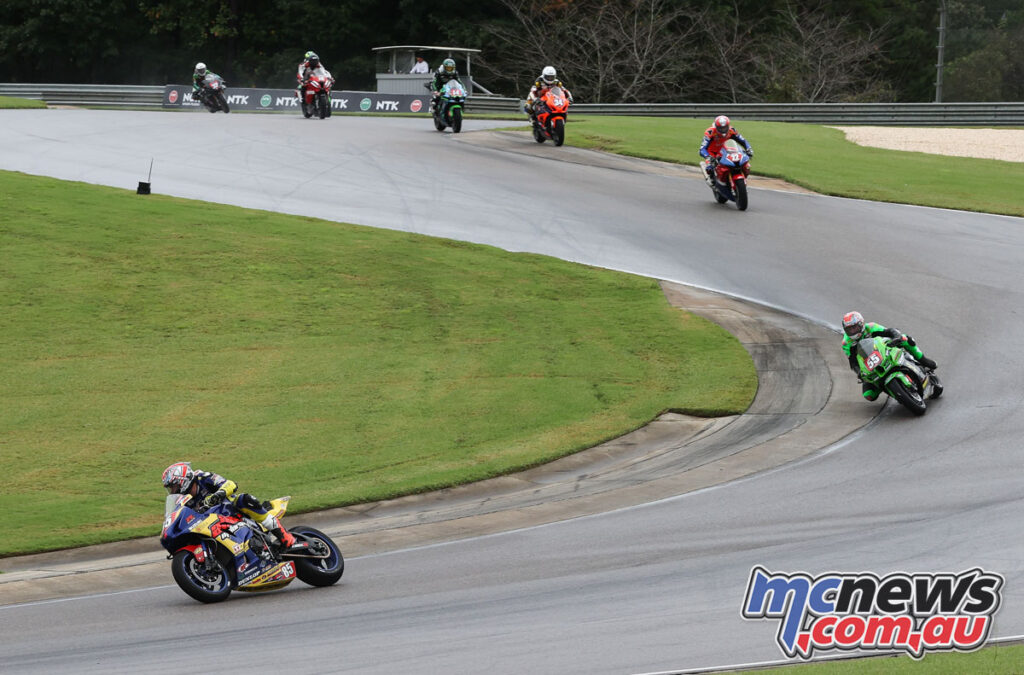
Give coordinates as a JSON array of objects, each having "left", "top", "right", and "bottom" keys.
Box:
[{"left": 162, "top": 85, "right": 429, "bottom": 114}]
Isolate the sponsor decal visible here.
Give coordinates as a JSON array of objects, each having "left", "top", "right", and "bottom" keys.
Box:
[
  {"left": 410, "top": 99, "right": 423, "bottom": 113},
  {"left": 168, "top": 89, "right": 179, "bottom": 104},
  {"left": 359, "top": 98, "right": 371, "bottom": 111},
  {"left": 331, "top": 98, "right": 348, "bottom": 110},
  {"left": 375, "top": 99, "right": 399, "bottom": 111},
  {"left": 260, "top": 94, "right": 271, "bottom": 107},
  {"left": 742, "top": 566, "right": 1004, "bottom": 659}
]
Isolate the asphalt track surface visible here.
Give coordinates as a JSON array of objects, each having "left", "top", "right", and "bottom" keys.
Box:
[{"left": 2, "top": 110, "right": 1024, "bottom": 673}]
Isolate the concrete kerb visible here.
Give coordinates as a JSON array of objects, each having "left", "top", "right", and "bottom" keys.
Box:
[{"left": 0, "top": 282, "right": 876, "bottom": 606}]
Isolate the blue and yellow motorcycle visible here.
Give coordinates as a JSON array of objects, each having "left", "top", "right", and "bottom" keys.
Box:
[{"left": 161, "top": 494, "right": 344, "bottom": 603}]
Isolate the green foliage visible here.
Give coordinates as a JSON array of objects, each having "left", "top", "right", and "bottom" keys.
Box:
[
  {"left": 0, "top": 96, "right": 46, "bottom": 108},
  {"left": 0, "top": 170, "right": 755, "bottom": 555}
]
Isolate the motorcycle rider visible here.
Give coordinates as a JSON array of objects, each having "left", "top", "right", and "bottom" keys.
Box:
[
  {"left": 841, "top": 311, "right": 938, "bottom": 401},
  {"left": 699, "top": 115, "right": 754, "bottom": 181},
  {"left": 191, "top": 62, "right": 221, "bottom": 103},
  {"left": 429, "top": 58, "right": 463, "bottom": 114},
  {"left": 296, "top": 51, "right": 326, "bottom": 102},
  {"left": 162, "top": 462, "right": 298, "bottom": 549},
  {"left": 524, "top": 66, "right": 573, "bottom": 120}
]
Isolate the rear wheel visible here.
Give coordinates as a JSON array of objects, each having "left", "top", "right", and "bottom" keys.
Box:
[
  {"left": 552, "top": 117, "right": 565, "bottom": 146},
  {"left": 433, "top": 109, "right": 446, "bottom": 132},
  {"left": 302, "top": 100, "right": 313, "bottom": 118},
  {"left": 451, "top": 107, "right": 462, "bottom": 133},
  {"left": 216, "top": 91, "right": 230, "bottom": 113},
  {"left": 171, "top": 549, "right": 231, "bottom": 603},
  {"left": 533, "top": 125, "right": 546, "bottom": 143},
  {"left": 889, "top": 378, "right": 927, "bottom": 416},
  {"left": 289, "top": 526, "right": 344, "bottom": 587},
  {"left": 735, "top": 177, "right": 748, "bottom": 211}
]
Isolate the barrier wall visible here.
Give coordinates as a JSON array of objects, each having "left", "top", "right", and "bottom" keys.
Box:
[{"left": 162, "top": 85, "right": 430, "bottom": 114}]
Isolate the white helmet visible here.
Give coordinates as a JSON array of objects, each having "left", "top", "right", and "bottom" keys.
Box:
[
  {"left": 541, "top": 66, "right": 556, "bottom": 84},
  {"left": 194, "top": 62, "right": 207, "bottom": 76}
]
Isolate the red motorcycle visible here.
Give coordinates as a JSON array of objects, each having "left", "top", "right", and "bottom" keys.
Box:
[
  {"left": 701, "top": 139, "right": 752, "bottom": 211},
  {"left": 299, "top": 67, "right": 334, "bottom": 119},
  {"left": 532, "top": 86, "right": 571, "bottom": 146}
]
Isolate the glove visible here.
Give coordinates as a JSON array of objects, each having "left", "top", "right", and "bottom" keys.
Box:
[
  {"left": 203, "top": 490, "right": 226, "bottom": 508},
  {"left": 903, "top": 335, "right": 916, "bottom": 346},
  {"left": 746, "top": 147, "right": 754, "bottom": 157}
]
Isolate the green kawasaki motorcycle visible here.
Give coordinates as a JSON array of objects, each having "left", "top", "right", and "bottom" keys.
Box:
[{"left": 856, "top": 336, "right": 943, "bottom": 416}]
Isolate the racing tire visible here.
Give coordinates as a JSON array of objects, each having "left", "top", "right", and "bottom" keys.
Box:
[
  {"left": 317, "top": 92, "right": 328, "bottom": 119},
  {"left": 289, "top": 526, "right": 344, "bottom": 587},
  {"left": 216, "top": 91, "right": 230, "bottom": 113},
  {"left": 552, "top": 117, "right": 565, "bottom": 146},
  {"left": 433, "top": 111, "right": 446, "bottom": 132},
  {"left": 451, "top": 107, "right": 462, "bottom": 133},
  {"left": 533, "top": 125, "right": 546, "bottom": 143},
  {"left": 714, "top": 188, "right": 728, "bottom": 204},
  {"left": 735, "top": 177, "right": 748, "bottom": 211},
  {"left": 889, "top": 378, "right": 927, "bottom": 416},
  {"left": 302, "top": 101, "right": 313, "bottom": 119},
  {"left": 172, "top": 549, "right": 232, "bottom": 603}
]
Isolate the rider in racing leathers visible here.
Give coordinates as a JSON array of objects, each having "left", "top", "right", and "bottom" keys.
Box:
[
  {"left": 841, "top": 311, "right": 938, "bottom": 400},
  {"left": 429, "top": 58, "right": 463, "bottom": 113},
  {"left": 296, "top": 51, "right": 326, "bottom": 102},
  {"left": 524, "top": 66, "right": 572, "bottom": 120},
  {"left": 699, "top": 115, "right": 753, "bottom": 181},
  {"left": 192, "top": 62, "right": 221, "bottom": 102},
  {"left": 162, "top": 462, "right": 298, "bottom": 549}
]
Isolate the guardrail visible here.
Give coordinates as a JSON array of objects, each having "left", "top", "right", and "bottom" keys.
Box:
[{"left": 3, "top": 83, "right": 1022, "bottom": 125}]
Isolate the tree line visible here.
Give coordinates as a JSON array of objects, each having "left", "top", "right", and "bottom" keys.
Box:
[{"left": 0, "top": 0, "right": 1020, "bottom": 103}]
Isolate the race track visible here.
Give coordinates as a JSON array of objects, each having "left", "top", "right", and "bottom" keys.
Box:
[{"left": 1, "top": 110, "right": 1023, "bottom": 674}]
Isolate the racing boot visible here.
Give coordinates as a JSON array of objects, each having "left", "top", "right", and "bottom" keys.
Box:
[
  {"left": 917, "top": 355, "right": 937, "bottom": 370},
  {"left": 262, "top": 514, "right": 298, "bottom": 550}
]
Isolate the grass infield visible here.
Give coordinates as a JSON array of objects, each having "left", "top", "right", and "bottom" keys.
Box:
[
  {"left": 560, "top": 116, "right": 1024, "bottom": 218},
  {"left": 737, "top": 643, "right": 1024, "bottom": 673},
  {"left": 0, "top": 96, "right": 47, "bottom": 109},
  {"left": 0, "top": 170, "right": 755, "bottom": 555}
]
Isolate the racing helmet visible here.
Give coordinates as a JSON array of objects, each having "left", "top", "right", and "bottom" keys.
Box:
[
  {"left": 162, "top": 462, "right": 195, "bottom": 495},
  {"left": 442, "top": 58, "right": 456, "bottom": 74},
  {"left": 542, "top": 66, "right": 557, "bottom": 84},
  {"left": 842, "top": 311, "right": 866, "bottom": 339},
  {"left": 308, "top": 56, "right": 320, "bottom": 69},
  {"left": 714, "top": 115, "right": 731, "bottom": 137},
  {"left": 194, "top": 62, "right": 207, "bottom": 76},
  {"left": 305, "top": 51, "right": 316, "bottom": 60}
]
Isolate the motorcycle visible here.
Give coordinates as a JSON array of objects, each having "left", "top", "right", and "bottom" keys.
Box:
[
  {"left": 855, "top": 336, "right": 943, "bottom": 416},
  {"left": 531, "top": 85, "right": 571, "bottom": 146},
  {"left": 700, "top": 139, "right": 750, "bottom": 210},
  {"left": 299, "top": 67, "right": 334, "bottom": 119},
  {"left": 431, "top": 79, "right": 466, "bottom": 133},
  {"left": 161, "top": 493, "right": 344, "bottom": 603},
  {"left": 197, "top": 73, "right": 230, "bottom": 113}
]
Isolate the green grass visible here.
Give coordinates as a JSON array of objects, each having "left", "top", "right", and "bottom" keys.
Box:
[
  {"left": 0, "top": 170, "right": 755, "bottom": 556},
  {"left": 741, "top": 643, "right": 1024, "bottom": 674},
  {"left": 557, "top": 116, "right": 1024, "bottom": 217},
  {"left": 0, "top": 96, "right": 46, "bottom": 109}
]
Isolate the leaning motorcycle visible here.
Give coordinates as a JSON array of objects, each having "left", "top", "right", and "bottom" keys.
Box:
[
  {"left": 299, "top": 67, "right": 334, "bottom": 119},
  {"left": 197, "top": 73, "right": 230, "bottom": 113},
  {"left": 532, "top": 85, "right": 571, "bottom": 146},
  {"left": 701, "top": 139, "right": 750, "bottom": 210},
  {"left": 431, "top": 79, "right": 466, "bottom": 133},
  {"left": 855, "top": 336, "right": 943, "bottom": 416},
  {"left": 161, "top": 493, "right": 344, "bottom": 603}
]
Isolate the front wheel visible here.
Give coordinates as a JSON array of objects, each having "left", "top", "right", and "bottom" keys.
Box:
[
  {"left": 552, "top": 117, "right": 565, "bottom": 146},
  {"left": 451, "top": 106, "right": 462, "bottom": 133},
  {"left": 289, "top": 526, "right": 344, "bottom": 587},
  {"left": 216, "top": 92, "right": 230, "bottom": 113},
  {"left": 171, "top": 549, "right": 232, "bottom": 603},
  {"left": 889, "top": 378, "right": 927, "bottom": 416},
  {"left": 734, "top": 177, "right": 748, "bottom": 211},
  {"left": 317, "top": 92, "right": 328, "bottom": 119}
]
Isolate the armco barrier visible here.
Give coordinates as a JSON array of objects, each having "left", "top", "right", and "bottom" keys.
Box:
[{"left": 2, "top": 83, "right": 1022, "bottom": 125}]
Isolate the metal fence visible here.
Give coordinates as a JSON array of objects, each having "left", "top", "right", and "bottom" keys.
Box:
[{"left": 3, "top": 83, "right": 1023, "bottom": 125}]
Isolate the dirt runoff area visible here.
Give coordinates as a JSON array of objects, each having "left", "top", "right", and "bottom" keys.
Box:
[{"left": 833, "top": 126, "right": 1024, "bottom": 163}]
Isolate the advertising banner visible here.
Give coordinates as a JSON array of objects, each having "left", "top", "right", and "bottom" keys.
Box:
[{"left": 162, "top": 85, "right": 429, "bottom": 114}]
